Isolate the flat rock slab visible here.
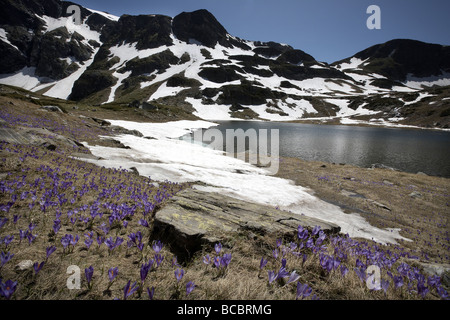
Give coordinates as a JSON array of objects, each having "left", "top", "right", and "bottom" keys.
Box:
[
  {"left": 0, "top": 127, "right": 81, "bottom": 148},
  {"left": 153, "top": 188, "right": 340, "bottom": 260}
]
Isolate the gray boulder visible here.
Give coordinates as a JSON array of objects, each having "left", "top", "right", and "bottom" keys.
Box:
[{"left": 152, "top": 188, "right": 340, "bottom": 261}]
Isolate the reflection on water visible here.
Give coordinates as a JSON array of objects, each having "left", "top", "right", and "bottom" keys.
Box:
[{"left": 186, "top": 121, "right": 450, "bottom": 178}]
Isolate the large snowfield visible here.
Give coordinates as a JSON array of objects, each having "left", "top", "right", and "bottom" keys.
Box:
[{"left": 81, "top": 119, "right": 412, "bottom": 245}]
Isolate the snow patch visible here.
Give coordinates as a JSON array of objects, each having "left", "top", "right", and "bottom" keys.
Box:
[
  {"left": 0, "top": 28, "right": 20, "bottom": 51},
  {"left": 149, "top": 81, "right": 186, "bottom": 101},
  {"left": 81, "top": 119, "right": 412, "bottom": 245},
  {"left": 86, "top": 8, "right": 120, "bottom": 21}
]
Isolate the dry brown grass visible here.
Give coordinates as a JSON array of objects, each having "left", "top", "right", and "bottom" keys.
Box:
[{"left": 0, "top": 93, "right": 448, "bottom": 301}]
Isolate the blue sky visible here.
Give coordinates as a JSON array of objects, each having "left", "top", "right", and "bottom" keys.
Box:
[{"left": 74, "top": 0, "right": 450, "bottom": 63}]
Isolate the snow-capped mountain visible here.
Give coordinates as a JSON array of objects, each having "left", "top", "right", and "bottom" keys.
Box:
[{"left": 0, "top": 0, "right": 449, "bottom": 128}]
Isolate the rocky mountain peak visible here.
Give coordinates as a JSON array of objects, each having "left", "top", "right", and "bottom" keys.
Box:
[{"left": 172, "top": 9, "right": 233, "bottom": 48}]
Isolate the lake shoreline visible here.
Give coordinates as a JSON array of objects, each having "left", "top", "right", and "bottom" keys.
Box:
[{"left": 273, "top": 154, "right": 449, "bottom": 259}]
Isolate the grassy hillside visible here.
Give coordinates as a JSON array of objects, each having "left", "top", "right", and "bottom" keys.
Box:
[{"left": 0, "top": 87, "right": 448, "bottom": 301}]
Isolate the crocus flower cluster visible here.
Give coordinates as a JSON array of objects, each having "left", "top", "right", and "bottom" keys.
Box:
[
  {"left": 203, "top": 243, "right": 232, "bottom": 277},
  {"left": 1, "top": 108, "right": 449, "bottom": 301}
]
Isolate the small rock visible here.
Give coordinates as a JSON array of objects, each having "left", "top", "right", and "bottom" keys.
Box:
[
  {"left": 91, "top": 117, "right": 111, "bottom": 126},
  {"left": 40, "top": 142, "right": 57, "bottom": 151},
  {"left": 367, "top": 199, "right": 391, "bottom": 211},
  {"left": 417, "top": 172, "right": 428, "bottom": 176},
  {"left": 409, "top": 191, "right": 422, "bottom": 199},
  {"left": 383, "top": 180, "right": 394, "bottom": 186},
  {"left": 41, "top": 106, "right": 63, "bottom": 113},
  {"left": 15, "top": 260, "right": 34, "bottom": 272},
  {"left": 129, "top": 167, "right": 139, "bottom": 175}
]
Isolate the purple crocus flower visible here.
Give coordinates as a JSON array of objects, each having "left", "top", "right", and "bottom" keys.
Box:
[
  {"left": 259, "top": 257, "right": 268, "bottom": 270},
  {"left": 13, "top": 215, "right": 20, "bottom": 224},
  {"left": 312, "top": 225, "right": 321, "bottom": 236},
  {"left": 302, "top": 253, "right": 308, "bottom": 265},
  {"left": 115, "top": 237, "right": 124, "bottom": 248},
  {"left": 268, "top": 271, "right": 277, "bottom": 284},
  {"left": 152, "top": 240, "right": 163, "bottom": 253},
  {"left": 1, "top": 251, "right": 14, "bottom": 268},
  {"left": 417, "top": 281, "right": 429, "bottom": 299},
  {"left": 61, "top": 235, "right": 71, "bottom": 250},
  {"left": 140, "top": 263, "right": 150, "bottom": 283},
  {"left": 0, "top": 217, "right": 8, "bottom": 228},
  {"left": 221, "top": 253, "right": 232, "bottom": 268},
  {"left": 128, "top": 233, "right": 137, "bottom": 244},
  {"left": 297, "top": 226, "right": 308, "bottom": 241},
  {"left": 186, "top": 281, "right": 196, "bottom": 296},
  {"left": 84, "top": 237, "right": 93, "bottom": 249},
  {"left": 85, "top": 266, "right": 94, "bottom": 289},
  {"left": 172, "top": 256, "right": 181, "bottom": 268},
  {"left": 108, "top": 267, "right": 119, "bottom": 282},
  {"left": 393, "top": 276, "right": 404, "bottom": 289},
  {"left": 138, "top": 219, "right": 149, "bottom": 228},
  {"left": 203, "top": 254, "right": 211, "bottom": 265},
  {"left": 33, "top": 261, "right": 45, "bottom": 275},
  {"left": 276, "top": 238, "right": 282, "bottom": 248},
  {"left": 276, "top": 267, "right": 290, "bottom": 280},
  {"left": 0, "top": 279, "right": 18, "bottom": 300},
  {"left": 437, "top": 286, "right": 448, "bottom": 299},
  {"left": 214, "top": 243, "right": 222, "bottom": 254},
  {"left": 272, "top": 249, "right": 279, "bottom": 260},
  {"left": 213, "top": 256, "right": 221, "bottom": 269},
  {"left": 2, "top": 235, "right": 13, "bottom": 247},
  {"left": 381, "top": 279, "right": 389, "bottom": 294},
  {"left": 46, "top": 246, "right": 56, "bottom": 260},
  {"left": 286, "top": 271, "right": 300, "bottom": 285},
  {"left": 174, "top": 268, "right": 185, "bottom": 282},
  {"left": 354, "top": 267, "right": 366, "bottom": 283},
  {"left": 340, "top": 265, "right": 349, "bottom": 277},
  {"left": 154, "top": 254, "right": 164, "bottom": 267},
  {"left": 96, "top": 236, "right": 104, "bottom": 247},
  {"left": 105, "top": 237, "right": 116, "bottom": 251},
  {"left": 19, "top": 229, "right": 27, "bottom": 242},
  {"left": 305, "top": 238, "right": 314, "bottom": 249},
  {"left": 27, "top": 232, "right": 37, "bottom": 244},
  {"left": 296, "top": 282, "right": 313, "bottom": 300},
  {"left": 52, "top": 220, "right": 61, "bottom": 234},
  {"left": 123, "top": 280, "right": 138, "bottom": 300},
  {"left": 147, "top": 286, "right": 155, "bottom": 300},
  {"left": 70, "top": 235, "right": 79, "bottom": 247},
  {"left": 427, "top": 275, "right": 441, "bottom": 288}
]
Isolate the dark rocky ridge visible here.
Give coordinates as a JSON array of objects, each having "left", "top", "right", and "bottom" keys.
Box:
[
  {"left": 335, "top": 39, "right": 450, "bottom": 81},
  {"left": 172, "top": 9, "right": 250, "bottom": 50}
]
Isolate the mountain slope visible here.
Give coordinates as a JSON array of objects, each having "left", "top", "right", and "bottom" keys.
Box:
[
  {"left": 0, "top": 0, "right": 449, "bottom": 128},
  {"left": 333, "top": 39, "right": 450, "bottom": 88}
]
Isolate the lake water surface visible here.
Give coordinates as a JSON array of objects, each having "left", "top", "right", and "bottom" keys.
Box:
[{"left": 186, "top": 121, "right": 450, "bottom": 178}]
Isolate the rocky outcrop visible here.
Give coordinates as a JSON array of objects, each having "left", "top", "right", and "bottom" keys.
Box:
[
  {"left": 69, "top": 70, "right": 117, "bottom": 101},
  {"left": 101, "top": 14, "right": 173, "bottom": 50},
  {"left": 120, "top": 49, "right": 180, "bottom": 76},
  {"left": 0, "top": 126, "right": 82, "bottom": 149},
  {"left": 152, "top": 188, "right": 340, "bottom": 260},
  {"left": 172, "top": 9, "right": 234, "bottom": 48}
]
